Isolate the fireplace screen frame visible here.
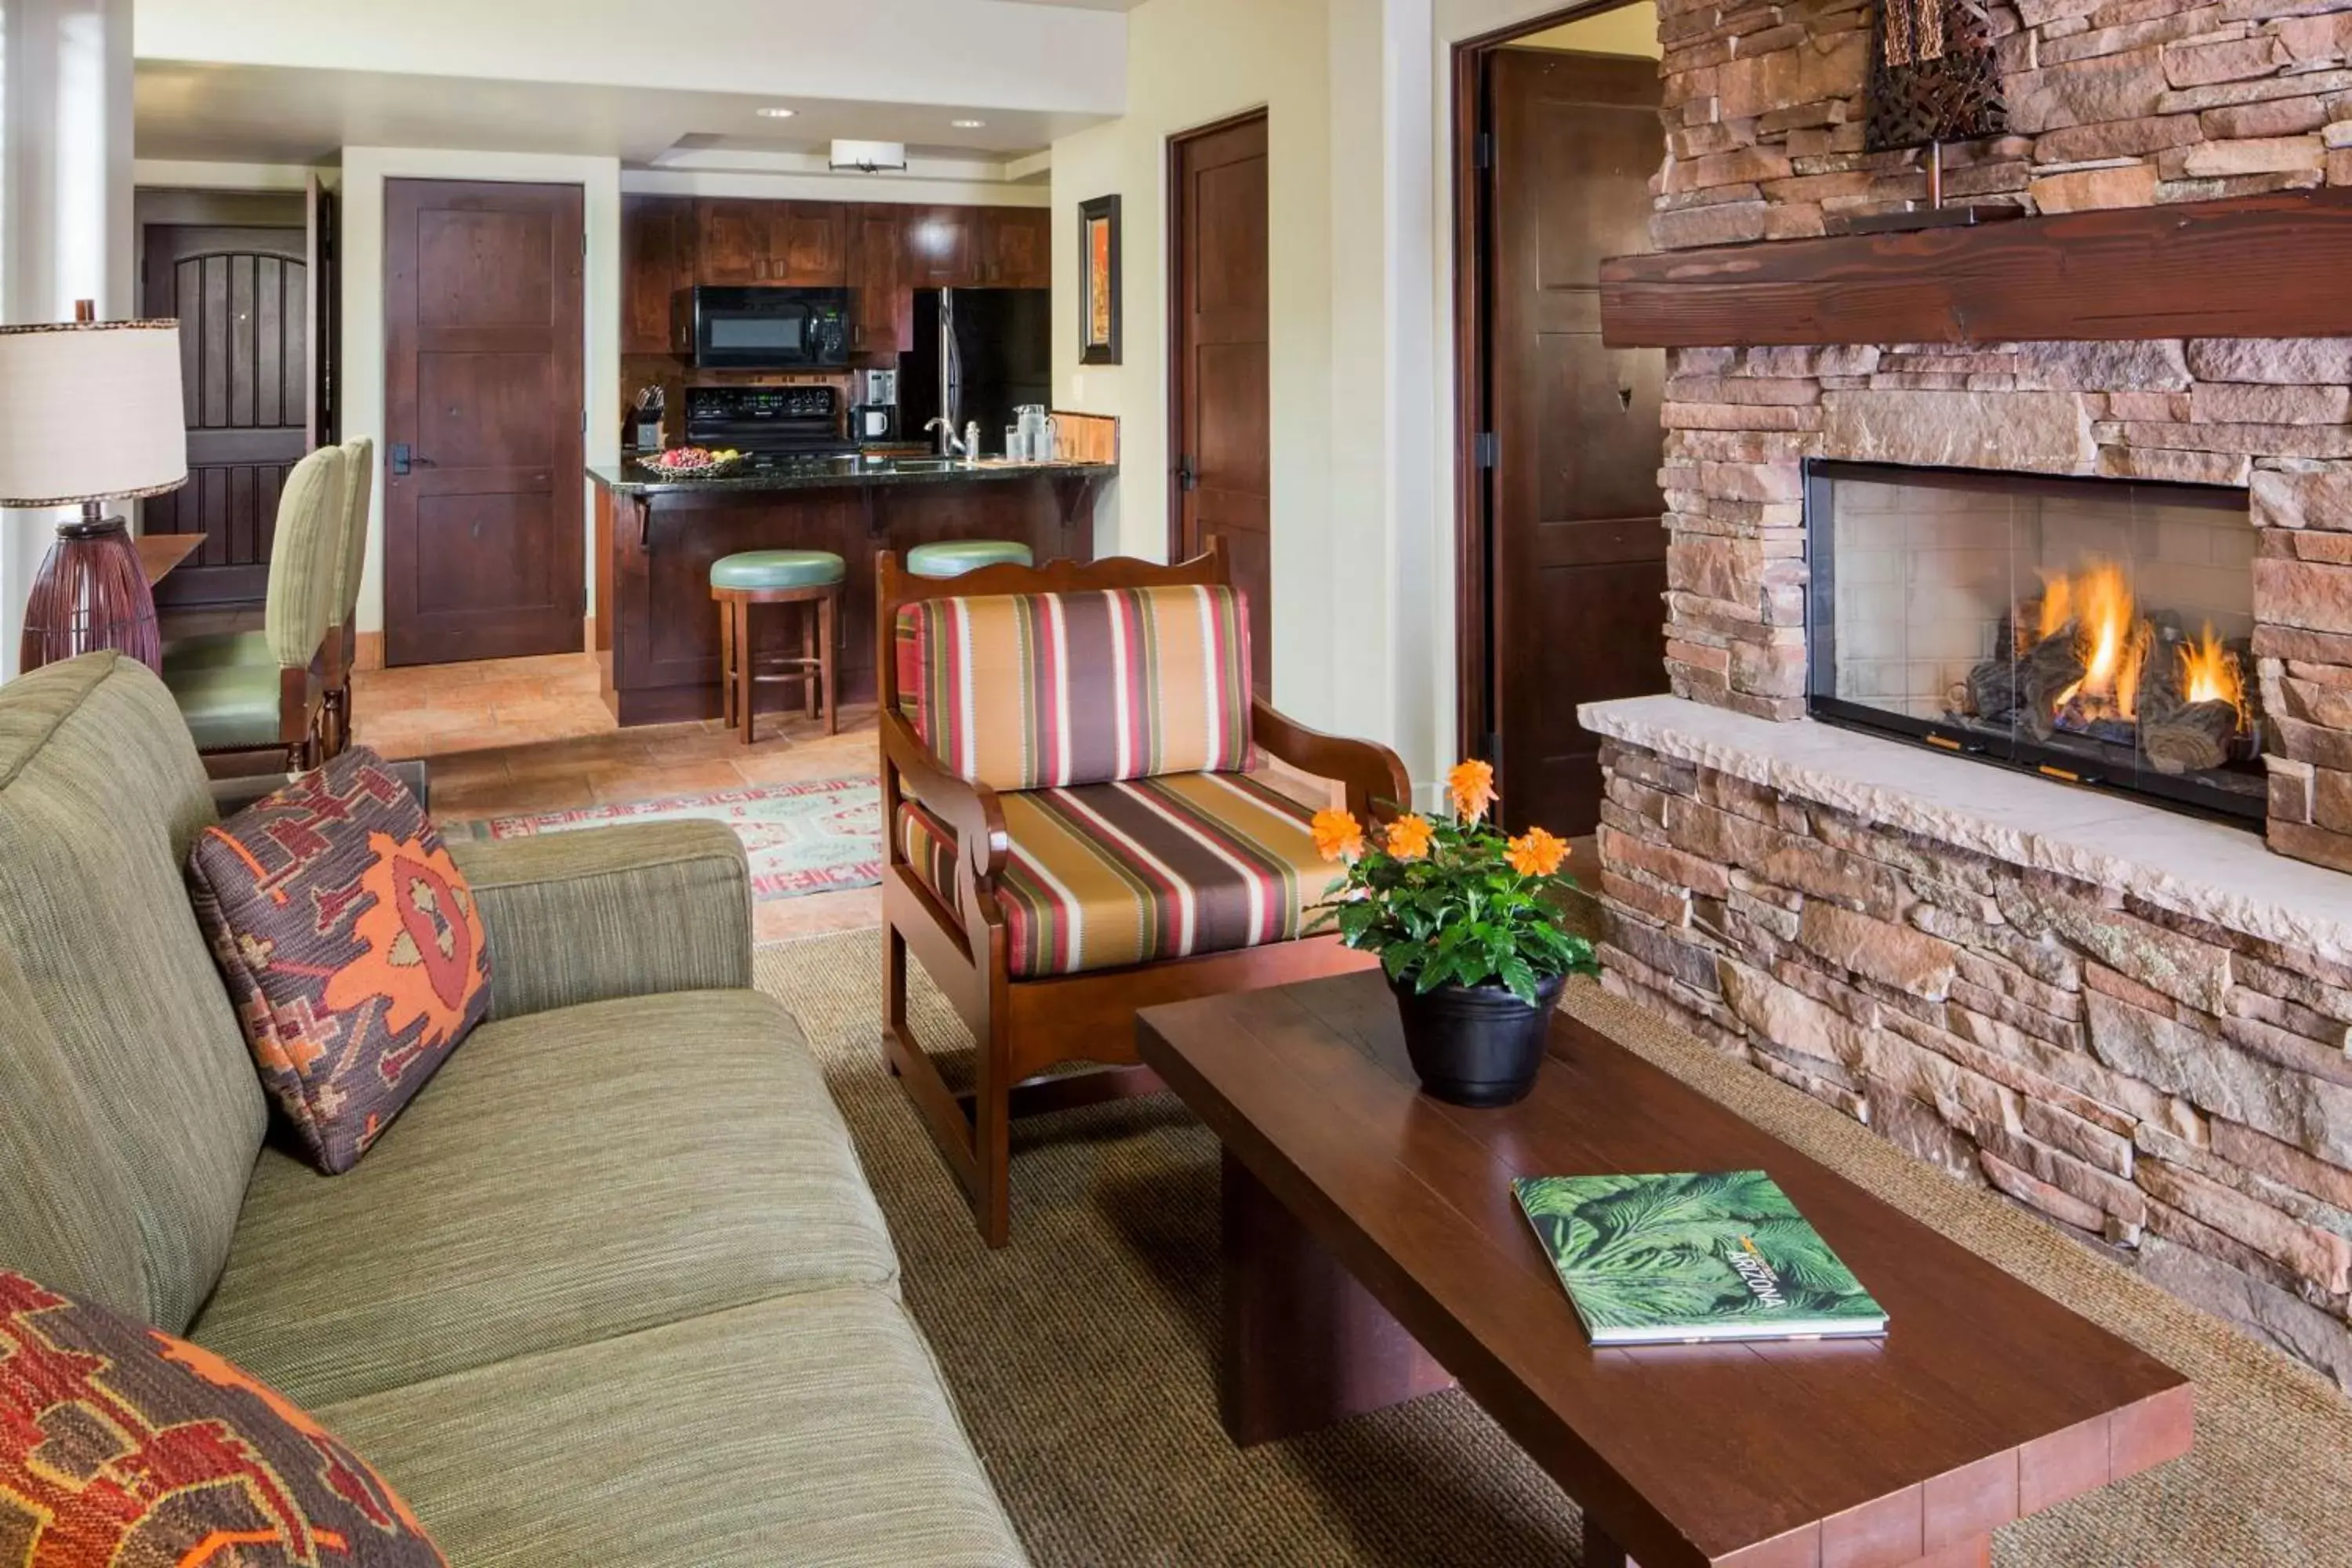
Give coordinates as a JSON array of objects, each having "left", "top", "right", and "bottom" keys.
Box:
[{"left": 1803, "top": 458, "right": 2264, "bottom": 829}]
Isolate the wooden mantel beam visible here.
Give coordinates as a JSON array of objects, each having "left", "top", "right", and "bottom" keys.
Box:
[{"left": 1599, "top": 187, "right": 2352, "bottom": 350}]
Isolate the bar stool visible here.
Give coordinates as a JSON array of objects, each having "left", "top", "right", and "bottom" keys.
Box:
[
  {"left": 710, "top": 550, "right": 846, "bottom": 743},
  {"left": 906, "top": 540, "right": 1034, "bottom": 579}
]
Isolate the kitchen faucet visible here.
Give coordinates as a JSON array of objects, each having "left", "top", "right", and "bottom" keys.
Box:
[{"left": 925, "top": 417, "right": 971, "bottom": 460}]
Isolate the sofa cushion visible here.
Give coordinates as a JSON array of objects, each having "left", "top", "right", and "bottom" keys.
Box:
[
  {"left": 0, "top": 1269, "right": 446, "bottom": 1566},
  {"left": 899, "top": 771, "right": 1341, "bottom": 978},
  {"left": 0, "top": 654, "right": 266, "bottom": 1334},
  {"left": 187, "top": 748, "right": 492, "bottom": 1174},
  {"left": 318, "top": 1289, "right": 1026, "bottom": 1568},
  {"left": 895, "top": 584, "right": 1254, "bottom": 791},
  {"left": 190, "top": 989, "right": 898, "bottom": 1409}
]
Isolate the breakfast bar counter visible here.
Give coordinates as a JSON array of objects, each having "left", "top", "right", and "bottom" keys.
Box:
[{"left": 590, "top": 455, "right": 1111, "bottom": 727}]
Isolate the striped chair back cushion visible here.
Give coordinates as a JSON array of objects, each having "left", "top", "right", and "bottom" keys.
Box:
[{"left": 895, "top": 585, "right": 1254, "bottom": 791}]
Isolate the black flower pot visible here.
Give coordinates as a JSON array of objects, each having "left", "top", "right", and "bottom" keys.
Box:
[{"left": 1388, "top": 970, "right": 1569, "bottom": 1108}]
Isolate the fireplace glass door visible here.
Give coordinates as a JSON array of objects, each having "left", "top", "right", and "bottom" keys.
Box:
[{"left": 1806, "top": 460, "right": 2263, "bottom": 824}]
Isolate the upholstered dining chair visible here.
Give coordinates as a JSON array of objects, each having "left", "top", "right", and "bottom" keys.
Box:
[
  {"left": 878, "top": 544, "right": 1412, "bottom": 1246},
  {"left": 158, "top": 438, "right": 374, "bottom": 760},
  {"left": 161, "top": 444, "right": 347, "bottom": 774}
]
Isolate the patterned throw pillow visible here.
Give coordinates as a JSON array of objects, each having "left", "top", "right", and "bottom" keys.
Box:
[
  {"left": 0, "top": 1269, "right": 446, "bottom": 1564},
  {"left": 187, "top": 748, "right": 491, "bottom": 1174}
]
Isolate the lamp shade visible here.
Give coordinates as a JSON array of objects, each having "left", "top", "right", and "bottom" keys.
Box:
[{"left": 0, "top": 319, "right": 187, "bottom": 508}]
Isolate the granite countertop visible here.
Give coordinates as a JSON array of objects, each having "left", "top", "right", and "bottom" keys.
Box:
[{"left": 591, "top": 453, "right": 1116, "bottom": 495}]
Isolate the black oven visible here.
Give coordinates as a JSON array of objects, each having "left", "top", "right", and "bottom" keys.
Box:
[{"left": 687, "top": 286, "right": 851, "bottom": 371}]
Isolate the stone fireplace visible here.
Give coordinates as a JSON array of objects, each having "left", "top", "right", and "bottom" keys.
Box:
[{"left": 1583, "top": 0, "right": 2352, "bottom": 1385}]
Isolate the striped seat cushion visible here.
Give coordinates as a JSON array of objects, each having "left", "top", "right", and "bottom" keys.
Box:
[
  {"left": 895, "top": 585, "right": 1254, "bottom": 792},
  {"left": 898, "top": 773, "right": 1343, "bottom": 979}
]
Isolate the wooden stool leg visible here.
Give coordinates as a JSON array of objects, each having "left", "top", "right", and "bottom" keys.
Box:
[
  {"left": 718, "top": 595, "right": 736, "bottom": 730},
  {"left": 734, "top": 598, "right": 757, "bottom": 746},
  {"left": 821, "top": 589, "right": 839, "bottom": 737},
  {"left": 802, "top": 596, "right": 819, "bottom": 720}
]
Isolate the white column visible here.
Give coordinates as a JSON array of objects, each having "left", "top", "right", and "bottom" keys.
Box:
[{"left": 0, "top": 0, "right": 136, "bottom": 679}]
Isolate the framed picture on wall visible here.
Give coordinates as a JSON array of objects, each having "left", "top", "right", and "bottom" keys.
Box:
[{"left": 1079, "top": 195, "right": 1122, "bottom": 365}]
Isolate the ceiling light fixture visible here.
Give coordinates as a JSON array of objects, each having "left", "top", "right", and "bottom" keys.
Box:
[
  {"left": 757, "top": 107, "right": 797, "bottom": 119},
  {"left": 952, "top": 119, "right": 987, "bottom": 129}
]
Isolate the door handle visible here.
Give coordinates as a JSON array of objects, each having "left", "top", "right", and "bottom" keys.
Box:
[{"left": 390, "top": 445, "right": 437, "bottom": 475}]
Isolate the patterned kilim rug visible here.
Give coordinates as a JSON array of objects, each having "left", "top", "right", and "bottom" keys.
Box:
[
  {"left": 756, "top": 928, "right": 2352, "bottom": 1567},
  {"left": 457, "top": 779, "right": 882, "bottom": 902}
]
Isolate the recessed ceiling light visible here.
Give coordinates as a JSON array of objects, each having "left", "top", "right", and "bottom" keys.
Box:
[
  {"left": 757, "top": 107, "right": 797, "bottom": 119},
  {"left": 952, "top": 119, "right": 987, "bottom": 129}
]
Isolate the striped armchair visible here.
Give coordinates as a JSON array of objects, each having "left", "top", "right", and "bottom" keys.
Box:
[{"left": 878, "top": 546, "right": 1410, "bottom": 1246}]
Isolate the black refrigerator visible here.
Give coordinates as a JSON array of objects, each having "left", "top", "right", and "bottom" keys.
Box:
[{"left": 900, "top": 289, "right": 1052, "bottom": 457}]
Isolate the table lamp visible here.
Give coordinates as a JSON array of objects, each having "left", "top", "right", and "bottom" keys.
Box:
[{"left": 0, "top": 300, "right": 188, "bottom": 673}]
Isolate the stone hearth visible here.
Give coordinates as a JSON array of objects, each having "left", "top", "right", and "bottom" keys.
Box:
[{"left": 1584, "top": 695, "right": 2352, "bottom": 1385}]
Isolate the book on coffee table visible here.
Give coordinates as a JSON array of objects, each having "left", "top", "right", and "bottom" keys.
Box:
[{"left": 1512, "top": 1170, "right": 1889, "bottom": 1346}]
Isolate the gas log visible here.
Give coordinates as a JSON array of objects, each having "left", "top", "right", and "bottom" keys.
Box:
[{"left": 2141, "top": 700, "right": 2237, "bottom": 775}]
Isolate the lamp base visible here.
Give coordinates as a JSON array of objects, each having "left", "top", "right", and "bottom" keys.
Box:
[{"left": 20, "top": 512, "right": 162, "bottom": 674}]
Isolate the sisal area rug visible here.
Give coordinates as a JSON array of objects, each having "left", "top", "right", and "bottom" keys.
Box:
[
  {"left": 456, "top": 779, "right": 882, "bottom": 902},
  {"left": 755, "top": 931, "right": 2352, "bottom": 1567}
]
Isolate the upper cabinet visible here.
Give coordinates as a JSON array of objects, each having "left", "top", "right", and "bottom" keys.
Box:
[
  {"left": 847, "top": 205, "right": 908, "bottom": 360},
  {"left": 622, "top": 194, "right": 692, "bottom": 354},
  {"left": 978, "top": 208, "right": 1052, "bottom": 289},
  {"left": 693, "top": 199, "right": 848, "bottom": 287},
  {"left": 902, "top": 206, "right": 978, "bottom": 289}
]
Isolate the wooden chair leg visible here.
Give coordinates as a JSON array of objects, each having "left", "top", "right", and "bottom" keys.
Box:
[
  {"left": 976, "top": 1009, "right": 1013, "bottom": 1250},
  {"left": 802, "top": 597, "right": 819, "bottom": 720},
  {"left": 733, "top": 598, "right": 757, "bottom": 746},
  {"left": 718, "top": 594, "right": 736, "bottom": 731},
  {"left": 820, "top": 589, "right": 839, "bottom": 737},
  {"left": 884, "top": 924, "right": 908, "bottom": 1080}
]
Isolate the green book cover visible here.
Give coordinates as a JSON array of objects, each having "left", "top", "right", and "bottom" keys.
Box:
[{"left": 1512, "top": 1171, "right": 1889, "bottom": 1346}]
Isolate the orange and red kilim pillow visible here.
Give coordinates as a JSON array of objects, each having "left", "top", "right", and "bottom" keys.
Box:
[
  {"left": 0, "top": 1269, "right": 446, "bottom": 1565},
  {"left": 186, "top": 748, "right": 491, "bottom": 1175},
  {"left": 895, "top": 584, "right": 1254, "bottom": 792}
]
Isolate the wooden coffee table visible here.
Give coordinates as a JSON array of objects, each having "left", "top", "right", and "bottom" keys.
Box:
[{"left": 1135, "top": 973, "right": 2192, "bottom": 1568}]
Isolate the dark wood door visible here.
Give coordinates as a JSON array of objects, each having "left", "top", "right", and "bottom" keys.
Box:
[
  {"left": 1171, "top": 114, "right": 1272, "bottom": 699},
  {"left": 622, "top": 194, "right": 689, "bottom": 353},
  {"left": 383, "top": 179, "right": 586, "bottom": 666},
  {"left": 1489, "top": 49, "right": 1668, "bottom": 835},
  {"left": 903, "top": 206, "right": 979, "bottom": 288},
  {"left": 848, "top": 205, "right": 907, "bottom": 359},
  {"left": 978, "top": 207, "right": 1051, "bottom": 288},
  {"left": 769, "top": 201, "right": 847, "bottom": 285},
  {"left": 140, "top": 225, "right": 310, "bottom": 610},
  {"left": 695, "top": 199, "right": 768, "bottom": 285}
]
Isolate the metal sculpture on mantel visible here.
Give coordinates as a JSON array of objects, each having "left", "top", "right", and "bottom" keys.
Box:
[{"left": 1860, "top": 0, "right": 2012, "bottom": 228}]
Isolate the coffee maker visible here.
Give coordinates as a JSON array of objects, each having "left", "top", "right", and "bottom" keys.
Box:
[{"left": 851, "top": 368, "right": 900, "bottom": 446}]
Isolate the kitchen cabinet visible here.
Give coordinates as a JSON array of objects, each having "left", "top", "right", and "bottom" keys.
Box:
[
  {"left": 847, "top": 205, "right": 908, "bottom": 359},
  {"left": 770, "top": 201, "right": 848, "bottom": 285},
  {"left": 978, "top": 207, "right": 1052, "bottom": 289},
  {"left": 694, "top": 199, "right": 848, "bottom": 286},
  {"left": 902, "top": 206, "right": 978, "bottom": 288},
  {"left": 622, "top": 195, "right": 691, "bottom": 354}
]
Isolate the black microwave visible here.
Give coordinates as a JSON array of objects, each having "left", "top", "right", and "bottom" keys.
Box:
[{"left": 686, "top": 286, "right": 851, "bottom": 370}]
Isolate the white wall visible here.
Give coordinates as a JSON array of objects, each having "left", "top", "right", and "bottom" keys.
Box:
[
  {"left": 339, "top": 149, "right": 622, "bottom": 641},
  {"left": 1048, "top": 0, "right": 1445, "bottom": 790},
  {"left": 0, "top": 0, "right": 136, "bottom": 678},
  {"left": 135, "top": 0, "right": 1127, "bottom": 119}
]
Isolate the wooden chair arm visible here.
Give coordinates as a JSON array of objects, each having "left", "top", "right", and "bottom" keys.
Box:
[
  {"left": 881, "top": 710, "right": 1011, "bottom": 885},
  {"left": 1251, "top": 700, "right": 1412, "bottom": 820}
]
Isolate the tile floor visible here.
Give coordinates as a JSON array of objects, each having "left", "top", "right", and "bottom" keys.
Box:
[{"left": 350, "top": 652, "right": 886, "bottom": 945}]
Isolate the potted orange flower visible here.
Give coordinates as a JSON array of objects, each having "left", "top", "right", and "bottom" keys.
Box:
[{"left": 1309, "top": 760, "right": 1599, "bottom": 1107}]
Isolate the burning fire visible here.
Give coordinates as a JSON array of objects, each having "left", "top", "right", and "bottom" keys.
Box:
[
  {"left": 2035, "top": 560, "right": 2245, "bottom": 729},
  {"left": 2048, "top": 562, "right": 2148, "bottom": 720},
  {"left": 2180, "top": 622, "right": 2245, "bottom": 711}
]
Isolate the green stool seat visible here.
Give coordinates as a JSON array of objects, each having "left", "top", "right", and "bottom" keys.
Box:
[
  {"left": 162, "top": 629, "right": 274, "bottom": 672},
  {"left": 906, "top": 540, "right": 1033, "bottom": 579},
  {"left": 162, "top": 662, "right": 285, "bottom": 752},
  {"left": 710, "top": 550, "right": 847, "bottom": 593}
]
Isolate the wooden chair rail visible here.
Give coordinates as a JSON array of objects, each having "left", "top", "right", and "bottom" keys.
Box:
[
  {"left": 1598, "top": 187, "right": 2352, "bottom": 350},
  {"left": 1252, "top": 699, "right": 1412, "bottom": 819}
]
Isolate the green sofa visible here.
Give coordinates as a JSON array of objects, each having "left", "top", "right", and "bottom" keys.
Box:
[{"left": 0, "top": 653, "right": 1028, "bottom": 1566}]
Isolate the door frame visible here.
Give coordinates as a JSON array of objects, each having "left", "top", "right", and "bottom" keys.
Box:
[
  {"left": 1166, "top": 107, "right": 1272, "bottom": 562},
  {"left": 1450, "top": 0, "right": 1652, "bottom": 761}
]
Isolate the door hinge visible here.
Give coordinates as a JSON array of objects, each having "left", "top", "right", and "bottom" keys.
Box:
[
  {"left": 1476, "top": 431, "right": 1500, "bottom": 470},
  {"left": 1474, "top": 132, "right": 1496, "bottom": 172}
]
